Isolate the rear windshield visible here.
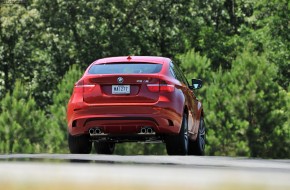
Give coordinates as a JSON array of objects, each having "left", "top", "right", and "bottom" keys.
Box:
[{"left": 88, "top": 63, "right": 162, "bottom": 74}]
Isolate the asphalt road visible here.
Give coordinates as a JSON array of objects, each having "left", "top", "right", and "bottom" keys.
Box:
[{"left": 0, "top": 154, "right": 290, "bottom": 190}]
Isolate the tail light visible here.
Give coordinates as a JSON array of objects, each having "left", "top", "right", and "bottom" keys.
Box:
[
  {"left": 75, "top": 79, "right": 95, "bottom": 88},
  {"left": 75, "top": 79, "right": 95, "bottom": 94},
  {"left": 75, "top": 79, "right": 84, "bottom": 87},
  {"left": 146, "top": 84, "right": 159, "bottom": 92},
  {"left": 147, "top": 80, "right": 175, "bottom": 92}
]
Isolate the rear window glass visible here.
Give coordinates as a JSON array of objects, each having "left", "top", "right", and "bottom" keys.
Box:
[{"left": 88, "top": 63, "right": 162, "bottom": 74}]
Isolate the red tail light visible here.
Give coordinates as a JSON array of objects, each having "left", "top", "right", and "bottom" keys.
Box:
[
  {"left": 147, "top": 84, "right": 160, "bottom": 92},
  {"left": 160, "top": 84, "right": 175, "bottom": 92},
  {"left": 147, "top": 81, "right": 175, "bottom": 92},
  {"left": 75, "top": 79, "right": 95, "bottom": 88},
  {"left": 75, "top": 79, "right": 84, "bottom": 87},
  {"left": 75, "top": 79, "right": 95, "bottom": 95}
]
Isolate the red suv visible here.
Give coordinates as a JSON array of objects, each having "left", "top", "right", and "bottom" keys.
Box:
[{"left": 67, "top": 56, "right": 205, "bottom": 155}]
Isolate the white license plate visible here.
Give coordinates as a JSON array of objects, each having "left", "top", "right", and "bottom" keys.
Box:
[{"left": 112, "top": 85, "right": 130, "bottom": 94}]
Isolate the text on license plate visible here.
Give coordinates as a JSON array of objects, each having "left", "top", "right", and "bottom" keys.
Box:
[{"left": 112, "top": 85, "right": 130, "bottom": 94}]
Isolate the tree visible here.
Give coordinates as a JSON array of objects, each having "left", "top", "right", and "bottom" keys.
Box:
[
  {"left": 49, "top": 64, "right": 83, "bottom": 151},
  {"left": 0, "top": 2, "right": 61, "bottom": 108},
  {"left": 204, "top": 49, "right": 289, "bottom": 158},
  {"left": 0, "top": 80, "right": 61, "bottom": 153},
  {"left": 250, "top": 0, "right": 289, "bottom": 89},
  {"left": 187, "top": 0, "right": 255, "bottom": 69},
  {"left": 178, "top": 49, "right": 212, "bottom": 85},
  {"left": 0, "top": 3, "right": 41, "bottom": 96}
]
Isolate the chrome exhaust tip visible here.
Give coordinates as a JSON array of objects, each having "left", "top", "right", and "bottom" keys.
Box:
[
  {"left": 140, "top": 127, "right": 154, "bottom": 134},
  {"left": 89, "top": 128, "right": 102, "bottom": 136},
  {"left": 141, "top": 127, "right": 147, "bottom": 134},
  {"left": 147, "top": 127, "right": 153, "bottom": 134},
  {"left": 89, "top": 128, "right": 95, "bottom": 135},
  {"left": 95, "top": 128, "right": 101, "bottom": 134}
]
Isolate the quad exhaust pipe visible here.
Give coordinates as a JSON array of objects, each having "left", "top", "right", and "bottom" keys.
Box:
[
  {"left": 140, "top": 127, "right": 154, "bottom": 134},
  {"left": 89, "top": 128, "right": 102, "bottom": 136},
  {"left": 89, "top": 127, "right": 154, "bottom": 136}
]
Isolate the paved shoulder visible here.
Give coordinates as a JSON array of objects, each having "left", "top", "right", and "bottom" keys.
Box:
[{"left": 0, "top": 154, "right": 289, "bottom": 190}]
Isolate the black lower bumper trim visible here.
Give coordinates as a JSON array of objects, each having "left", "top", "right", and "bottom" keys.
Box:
[{"left": 84, "top": 117, "right": 159, "bottom": 127}]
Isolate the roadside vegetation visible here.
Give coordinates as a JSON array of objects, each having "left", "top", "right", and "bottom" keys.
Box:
[{"left": 0, "top": 0, "right": 289, "bottom": 158}]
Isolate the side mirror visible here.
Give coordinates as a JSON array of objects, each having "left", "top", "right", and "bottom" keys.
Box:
[{"left": 190, "top": 79, "right": 202, "bottom": 90}]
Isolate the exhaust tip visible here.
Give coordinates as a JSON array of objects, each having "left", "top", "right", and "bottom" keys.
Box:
[
  {"left": 147, "top": 128, "right": 153, "bottom": 134},
  {"left": 89, "top": 128, "right": 102, "bottom": 135},
  {"left": 95, "top": 128, "right": 101, "bottom": 134},
  {"left": 140, "top": 127, "right": 154, "bottom": 134},
  {"left": 141, "top": 128, "right": 147, "bottom": 134},
  {"left": 89, "top": 128, "right": 95, "bottom": 135}
]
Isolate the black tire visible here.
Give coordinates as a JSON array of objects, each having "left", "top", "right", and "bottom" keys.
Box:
[
  {"left": 188, "top": 117, "right": 206, "bottom": 155},
  {"left": 165, "top": 113, "right": 188, "bottom": 155},
  {"left": 68, "top": 133, "right": 92, "bottom": 154},
  {"left": 94, "top": 142, "right": 115, "bottom": 154}
]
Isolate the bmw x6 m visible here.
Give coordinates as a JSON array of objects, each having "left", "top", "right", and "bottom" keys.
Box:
[{"left": 67, "top": 56, "right": 205, "bottom": 155}]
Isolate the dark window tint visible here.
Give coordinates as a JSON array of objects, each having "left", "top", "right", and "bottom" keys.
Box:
[
  {"left": 170, "top": 62, "right": 189, "bottom": 86},
  {"left": 88, "top": 63, "right": 162, "bottom": 74}
]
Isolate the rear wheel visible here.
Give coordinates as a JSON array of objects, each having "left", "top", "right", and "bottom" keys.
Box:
[
  {"left": 68, "top": 134, "right": 92, "bottom": 154},
  {"left": 165, "top": 113, "right": 188, "bottom": 155},
  {"left": 94, "top": 142, "right": 115, "bottom": 154},
  {"left": 188, "top": 117, "right": 206, "bottom": 155}
]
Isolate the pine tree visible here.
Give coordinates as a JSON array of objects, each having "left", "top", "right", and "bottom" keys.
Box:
[
  {"left": 178, "top": 49, "right": 211, "bottom": 82},
  {"left": 0, "top": 81, "right": 49, "bottom": 153},
  {"left": 49, "top": 65, "right": 83, "bottom": 152},
  {"left": 204, "top": 49, "right": 289, "bottom": 158}
]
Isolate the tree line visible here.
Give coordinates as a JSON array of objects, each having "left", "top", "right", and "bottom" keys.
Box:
[{"left": 0, "top": 0, "right": 289, "bottom": 157}]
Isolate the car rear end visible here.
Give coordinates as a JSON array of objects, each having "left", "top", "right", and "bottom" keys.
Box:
[{"left": 67, "top": 56, "right": 184, "bottom": 143}]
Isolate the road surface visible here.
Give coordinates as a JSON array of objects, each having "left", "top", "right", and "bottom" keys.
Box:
[{"left": 0, "top": 154, "right": 289, "bottom": 190}]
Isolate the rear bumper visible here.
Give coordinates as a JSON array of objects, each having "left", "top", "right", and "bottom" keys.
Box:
[{"left": 67, "top": 102, "right": 182, "bottom": 136}]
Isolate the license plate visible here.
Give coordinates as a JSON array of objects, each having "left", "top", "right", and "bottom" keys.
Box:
[{"left": 112, "top": 85, "right": 130, "bottom": 94}]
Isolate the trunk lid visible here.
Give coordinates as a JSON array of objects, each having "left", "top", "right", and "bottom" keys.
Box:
[{"left": 83, "top": 75, "right": 160, "bottom": 104}]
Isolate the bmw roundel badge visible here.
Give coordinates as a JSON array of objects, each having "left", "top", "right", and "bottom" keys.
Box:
[{"left": 117, "top": 77, "right": 124, "bottom": 84}]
